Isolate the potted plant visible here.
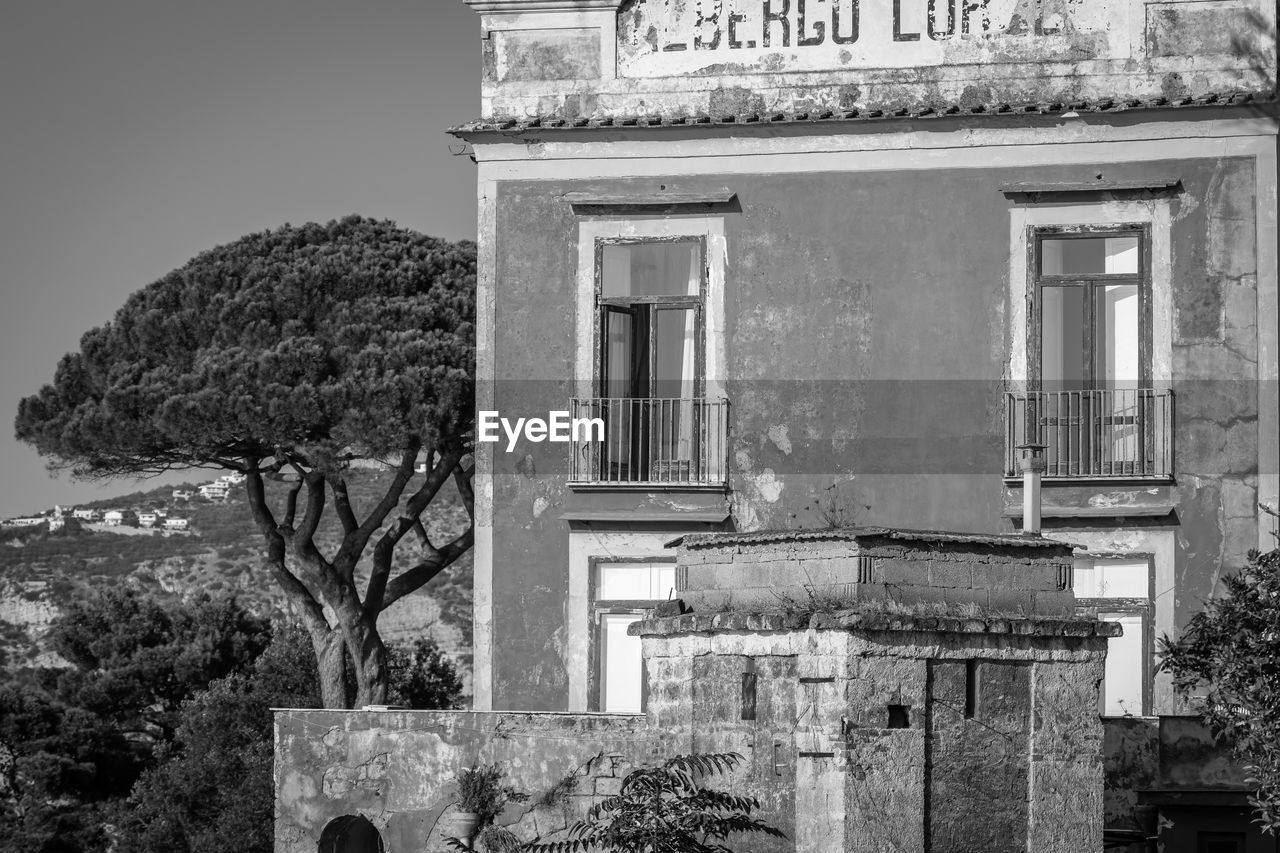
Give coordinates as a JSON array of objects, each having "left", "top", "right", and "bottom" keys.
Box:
[{"left": 452, "top": 764, "right": 528, "bottom": 845}]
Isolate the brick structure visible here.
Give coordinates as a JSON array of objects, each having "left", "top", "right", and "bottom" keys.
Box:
[{"left": 672, "top": 526, "right": 1076, "bottom": 614}]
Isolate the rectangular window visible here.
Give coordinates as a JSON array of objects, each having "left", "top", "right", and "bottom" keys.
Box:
[
  {"left": 1035, "top": 230, "right": 1146, "bottom": 391},
  {"left": 1075, "top": 556, "right": 1152, "bottom": 716},
  {"left": 586, "top": 238, "right": 713, "bottom": 485},
  {"left": 1014, "top": 225, "right": 1172, "bottom": 479},
  {"left": 592, "top": 560, "right": 677, "bottom": 713},
  {"left": 598, "top": 239, "right": 704, "bottom": 399}
]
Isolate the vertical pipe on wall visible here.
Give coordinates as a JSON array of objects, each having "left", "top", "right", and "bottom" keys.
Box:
[{"left": 1018, "top": 443, "right": 1047, "bottom": 535}]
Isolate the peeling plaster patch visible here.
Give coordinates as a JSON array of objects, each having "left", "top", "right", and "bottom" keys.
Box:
[
  {"left": 767, "top": 425, "right": 793, "bottom": 455},
  {"left": 747, "top": 467, "right": 783, "bottom": 503},
  {"left": 322, "top": 753, "right": 391, "bottom": 798},
  {"left": 1086, "top": 492, "right": 1140, "bottom": 509},
  {"left": 533, "top": 497, "right": 550, "bottom": 518},
  {"left": 516, "top": 454, "right": 537, "bottom": 478}
]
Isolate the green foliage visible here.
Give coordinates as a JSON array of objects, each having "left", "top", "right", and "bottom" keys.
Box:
[
  {"left": 523, "top": 753, "right": 785, "bottom": 853},
  {"left": 15, "top": 216, "right": 475, "bottom": 476},
  {"left": 455, "top": 764, "right": 530, "bottom": 824},
  {"left": 47, "top": 588, "right": 270, "bottom": 740},
  {"left": 387, "top": 637, "right": 464, "bottom": 710},
  {"left": 114, "top": 621, "right": 321, "bottom": 853},
  {"left": 0, "top": 590, "right": 273, "bottom": 853},
  {"left": 1160, "top": 548, "right": 1280, "bottom": 831},
  {"left": 115, "top": 622, "right": 462, "bottom": 853}
]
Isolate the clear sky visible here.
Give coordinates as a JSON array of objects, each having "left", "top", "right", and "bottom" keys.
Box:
[{"left": 0, "top": 0, "right": 479, "bottom": 518}]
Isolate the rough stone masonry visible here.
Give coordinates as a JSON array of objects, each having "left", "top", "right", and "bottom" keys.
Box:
[{"left": 275, "top": 526, "right": 1116, "bottom": 853}]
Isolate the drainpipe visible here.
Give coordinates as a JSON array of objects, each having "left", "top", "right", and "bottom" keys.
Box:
[{"left": 1017, "top": 443, "right": 1047, "bottom": 536}]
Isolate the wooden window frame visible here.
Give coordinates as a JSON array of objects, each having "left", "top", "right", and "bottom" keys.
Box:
[
  {"left": 1076, "top": 552, "right": 1156, "bottom": 716},
  {"left": 1027, "top": 224, "right": 1153, "bottom": 389},
  {"left": 586, "top": 556, "right": 677, "bottom": 713},
  {"left": 593, "top": 235, "right": 708, "bottom": 400}
]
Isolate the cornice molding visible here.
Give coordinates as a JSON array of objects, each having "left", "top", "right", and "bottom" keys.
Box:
[{"left": 463, "top": 0, "right": 625, "bottom": 12}]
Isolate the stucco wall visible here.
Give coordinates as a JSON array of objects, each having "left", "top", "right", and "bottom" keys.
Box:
[{"left": 486, "top": 153, "right": 1260, "bottom": 710}]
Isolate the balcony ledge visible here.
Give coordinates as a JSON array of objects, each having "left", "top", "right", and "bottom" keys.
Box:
[{"left": 1001, "top": 504, "right": 1177, "bottom": 519}]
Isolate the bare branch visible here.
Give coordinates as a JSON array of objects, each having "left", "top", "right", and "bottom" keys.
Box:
[
  {"left": 411, "top": 518, "right": 437, "bottom": 553},
  {"left": 295, "top": 472, "right": 326, "bottom": 547},
  {"left": 245, "top": 464, "right": 328, "bottom": 630},
  {"left": 381, "top": 527, "right": 474, "bottom": 611},
  {"left": 281, "top": 479, "right": 305, "bottom": 529},
  {"left": 333, "top": 439, "right": 422, "bottom": 574},
  {"left": 329, "top": 474, "right": 359, "bottom": 535},
  {"left": 453, "top": 462, "right": 475, "bottom": 522},
  {"left": 361, "top": 446, "right": 461, "bottom": 614},
  {"left": 244, "top": 466, "right": 280, "bottom": 539}
]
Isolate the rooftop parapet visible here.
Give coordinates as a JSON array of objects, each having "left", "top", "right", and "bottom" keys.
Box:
[
  {"left": 458, "top": 0, "right": 1275, "bottom": 125},
  {"left": 664, "top": 525, "right": 1079, "bottom": 616}
]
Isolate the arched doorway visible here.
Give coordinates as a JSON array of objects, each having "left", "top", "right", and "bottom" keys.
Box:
[{"left": 318, "top": 815, "right": 385, "bottom": 853}]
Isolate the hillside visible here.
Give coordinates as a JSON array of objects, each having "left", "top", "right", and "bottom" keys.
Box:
[{"left": 0, "top": 468, "right": 472, "bottom": 677}]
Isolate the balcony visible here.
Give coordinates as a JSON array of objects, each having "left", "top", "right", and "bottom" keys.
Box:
[
  {"left": 1005, "top": 389, "right": 1174, "bottom": 480},
  {"left": 568, "top": 397, "right": 729, "bottom": 488}
]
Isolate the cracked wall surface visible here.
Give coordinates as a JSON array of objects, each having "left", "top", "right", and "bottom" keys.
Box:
[
  {"left": 464, "top": 0, "right": 1275, "bottom": 121},
  {"left": 277, "top": 616, "right": 1108, "bottom": 852},
  {"left": 486, "top": 155, "right": 1262, "bottom": 711}
]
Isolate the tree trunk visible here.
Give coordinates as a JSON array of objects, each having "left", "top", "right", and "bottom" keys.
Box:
[
  {"left": 315, "top": 630, "right": 349, "bottom": 710},
  {"left": 348, "top": 618, "right": 389, "bottom": 708}
]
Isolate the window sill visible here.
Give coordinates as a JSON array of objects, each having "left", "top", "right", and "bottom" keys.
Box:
[
  {"left": 1003, "top": 476, "right": 1175, "bottom": 487},
  {"left": 568, "top": 481, "right": 728, "bottom": 492}
]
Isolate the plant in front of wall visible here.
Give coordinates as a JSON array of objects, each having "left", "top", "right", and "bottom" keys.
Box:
[
  {"left": 536, "top": 769, "right": 581, "bottom": 809},
  {"left": 449, "top": 764, "right": 529, "bottom": 846},
  {"left": 788, "top": 479, "right": 868, "bottom": 530},
  {"left": 522, "top": 752, "right": 785, "bottom": 853}
]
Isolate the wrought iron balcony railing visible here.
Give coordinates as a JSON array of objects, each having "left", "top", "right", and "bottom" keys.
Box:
[
  {"left": 568, "top": 397, "right": 729, "bottom": 487},
  {"left": 1005, "top": 389, "right": 1174, "bottom": 480}
]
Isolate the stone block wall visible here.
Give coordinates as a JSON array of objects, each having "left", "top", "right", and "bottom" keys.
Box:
[
  {"left": 275, "top": 609, "right": 1111, "bottom": 853},
  {"left": 636, "top": 609, "right": 1114, "bottom": 853},
  {"left": 273, "top": 711, "right": 661, "bottom": 853},
  {"left": 676, "top": 529, "right": 1076, "bottom": 616}
]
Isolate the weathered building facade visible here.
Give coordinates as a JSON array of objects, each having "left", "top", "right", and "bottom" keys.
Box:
[
  {"left": 447, "top": 0, "right": 1277, "bottom": 847},
  {"left": 277, "top": 1, "right": 1279, "bottom": 850},
  {"left": 277, "top": 528, "right": 1116, "bottom": 852}
]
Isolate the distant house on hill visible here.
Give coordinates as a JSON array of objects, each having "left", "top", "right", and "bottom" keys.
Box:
[
  {"left": 163, "top": 517, "right": 189, "bottom": 531},
  {"left": 47, "top": 516, "right": 65, "bottom": 532},
  {"left": 102, "top": 510, "right": 136, "bottom": 527},
  {"left": 71, "top": 508, "right": 99, "bottom": 521},
  {"left": 6, "top": 517, "right": 44, "bottom": 527},
  {"left": 218, "top": 472, "right": 245, "bottom": 485},
  {"left": 198, "top": 482, "right": 231, "bottom": 500},
  {"left": 172, "top": 489, "right": 193, "bottom": 501},
  {"left": 137, "top": 512, "right": 157, "bottom": 528}
]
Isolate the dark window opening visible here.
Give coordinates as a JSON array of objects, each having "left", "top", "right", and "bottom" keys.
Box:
[
  {"left": 741, "top": 670, "right": 757, "bottom": 721},
  {"left": 965, "top": 659, "right": 979, "bottom": 719},
  {"left": 887, "top": 704, "right": 911, "bottom": 729}
]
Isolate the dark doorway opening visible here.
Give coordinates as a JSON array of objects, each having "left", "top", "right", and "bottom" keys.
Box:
[{"left": 318, "top": 815, "right": 384, "bottom": 853}]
